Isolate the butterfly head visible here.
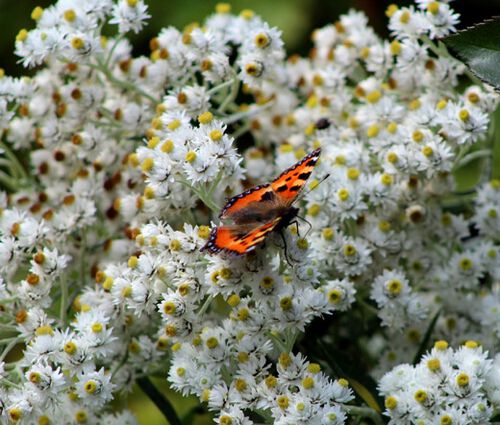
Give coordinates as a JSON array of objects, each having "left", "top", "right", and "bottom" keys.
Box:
[{"left": 278, "top": 206, "right": 300, "bottom": 230}]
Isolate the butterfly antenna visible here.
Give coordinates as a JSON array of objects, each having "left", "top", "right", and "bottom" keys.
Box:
[{"left": 295, "top": 173, "right": 331, "bottom": 203}]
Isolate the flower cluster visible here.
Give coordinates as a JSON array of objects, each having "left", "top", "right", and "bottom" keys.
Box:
[
  {"left": 379, "top": 341, "right": 498, "bottom": 425},
  {"left": 0, "top": 0, "right": 498, "bottom": 424}
]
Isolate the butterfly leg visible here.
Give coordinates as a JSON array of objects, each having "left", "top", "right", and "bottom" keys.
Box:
[
  {"left": 296, "top": 215, "right": 313, "bottom": 237},
  {"left": 278, "top": 229, "right": 293, "bottom": 267}
]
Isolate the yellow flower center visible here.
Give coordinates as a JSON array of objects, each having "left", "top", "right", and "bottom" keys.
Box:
[
  {"left": 456, "top": 373, "right": 469, "bottom": 387},
  {"left": 277, "top": 395, "right": 289, "bottom": 409},
  {"left": 302, "top": 376, "right": 315, "bottom": 389},
  {"left": 64, "top": 341, "right": 77, "bottom": 354},
  {"left": 459, "top": 258, "right": 473, "bottom": 271},
  {"left": 414, "top": 389, "right": 427, "bottom": 403},
  {"left": 338, "top": 188, "right": 350, "bottom": 201},
  {"left": 386, "top": 279, "right": 402, "bottom": 296},
  {"left": 427, "top": 358, "right": 441, "bottom": 371},
  {"left": 381, "top": 173, "right": 394, "bottom": 185},
  {"left": 209, "top": 129, "right": 223, "bottom": 141},
  {"left": 185, "top": 151, "right": 197, "bottom": 163},
  {"left": 328, "top": 289, "right": 343, "bottom": 304},
  {"left": 387, "top": 152, "right": 398, "bottom": 163},
  {"left": 343, "top": 244, "right": 357, "bottom": 256},
  {"left": 206, "top": 337, "right": 219, "bottom": 349},
  {"left": 31, "top": 6, "right": 43, "bottom": 20},
  {"left": 441, "top": 414, "right": 452, "bottom": 425},
  {"left": 91, "top": 323, "right": 103, "bottom": 333},
  {"left": 399, "top": 10, "right": 410, "bottom": 24},
  {"left": 84, "top": 380, "right": 97, "bottom": 394},
  {"left": 163, "top": 301, "right": 176, "bottom": 315},
  {"left": 280, "top": 296, "right": 293, "bottom": 311},
  {"left": 427, "top": 2, "right": 440, "bottom": 15},
  {"left": 385, "top": 396, "right": 397, "bottom": 410},
  {"left": 255, "top": 32, "right": 270, "bottom": 49},
  {"left": 458, "top": 109, "right": 469, "bottom": 122}
]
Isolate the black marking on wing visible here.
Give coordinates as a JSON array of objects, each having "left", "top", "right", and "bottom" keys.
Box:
[
  {"left": 276, "top": 185, "right": 288, "bottom": 192},
  {"left": 272, "top": 148, "right": 321, "bottom": 183},
  {"left": 261, "top": 191, "right": 275, "bottom": 201},
  {"left": 298, "top": 171, "right": 311, "bottom": 180}
]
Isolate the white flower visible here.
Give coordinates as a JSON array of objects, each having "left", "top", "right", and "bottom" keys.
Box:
[
  {"left": 109, "top": 0, "right": 150, "bottom": 34},
  {"left": 75, "top": 367, "right": 115, "bottom": 409}
]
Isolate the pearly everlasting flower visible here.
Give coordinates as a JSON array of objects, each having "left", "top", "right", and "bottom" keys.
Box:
[
  {"left": 379, "top": 342, "right": 496, "bottom": 425},
  {"left": 110, "top": 0, "right": 150, "bottom": 34}
]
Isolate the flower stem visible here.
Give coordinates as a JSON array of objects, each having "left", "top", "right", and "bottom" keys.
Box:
[
  {"left": 217, "top": 78, "right": 240, "bottom": 113},
  {"left": 104, "top": 35, "right": 124, "bottom": 69},
  {"left": 137, "top": 377, "right": 182, "bottom": 425},
  {"left": 207, "top": 79, "right": 235, "bottom": 96},
  {"left": 452, "top": 148, "right": 491, "bottom": 171},
  {"left": 59, "top": 274, "right": 68, "bottom": 325},
  {"left": 222, "top": 102, "right": 274, "bottom": 125},
  {"left": 0, "top": 171, "right": 19, "bottom": 191},
  {"left": 0, "top": 337, "right": 22, "bottom": 362},
  {"left": 343, "top": 405, "right": 385, "bottom": 425},
  {"left": 91, "top": 59, "right": 159, "bottom": 104}
]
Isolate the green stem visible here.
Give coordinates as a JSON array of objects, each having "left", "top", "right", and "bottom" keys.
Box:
[
  {"left": 0, "top": 172, "right": 18, "bottom": 191},
  {"left": 343, "top": 405, "right": 385, "bottom": 425},
  {"left": 284, "top": 329, "right": 299, "bottom": 352},
  {"left": 0, "top": 378, "right": 21, "bottom": 389},
  {"left": 104, "top": 35, "right": 124, "bottom": 69},
  {"left": 207, "top": 79, "right": 235, "bottom": 96},
  {"left": 197, "top": 295, "right": 213, "bottom": 317},
  {"left": 0, "top": 324, "right": 18, "bottom": 331},
  {"left": 207, "top": 169, "right": 224, "bottom": 197},
  {"left": 0, "top": 140, "right": 28, "bottom": 181},
  {"left": 358, "top": 299, "right": 379, "bottom": 316},
  {"left": 60, "top": 274, "right": 68, "bottom": 325},
  {"left": 452, "top": 149, "right": 491, "bottom": 171},
  {"left": 79, "top": 230, "right": 87, "bottom": 288},
  {"left": 222, "top": 102, "right": 274, "bottom": 125},
  {"left": 91, "top": 59, "right": 159, "bottom": 104},
  {"left": 137, "top": 377, "right": 181, "bottom": 425},
  {"left": 112, "top": 350, "right": 129, "bottom": 379},
  {"left": 177, "top": 178, "right": 220, "bottom": 212},
  {"left": 413, "top": 309, "right": 441, "bottom": 365},
  {"left": 231, "top": 121, "right": 251, "bottom": 140},
  {"left": 217, "top": 78, "right": 240, "bottom": 113},
  {"left": 0, "top": 337, "right": 22, "bottom": 362}
]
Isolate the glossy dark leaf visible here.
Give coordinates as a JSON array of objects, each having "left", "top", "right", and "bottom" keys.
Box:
[{"left": 442, "top": 17, "right": 500, "bottom": 89}]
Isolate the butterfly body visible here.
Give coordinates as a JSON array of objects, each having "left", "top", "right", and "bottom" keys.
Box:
[{"left": 201, "top": 148, "right": 321, "bottom": 256}]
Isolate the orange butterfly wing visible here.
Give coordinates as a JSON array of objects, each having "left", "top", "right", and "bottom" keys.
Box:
[
  {"left": 270, "top": 147, "right": 321, "bottom": 202},
  {"left": 219, "top": 184, "right": 273, "bottom": 222},
  {"left": 219, "top": 148, "right": 321, "bottom": 222},
  {"left": 201, "top": 218, "right": 282, "bottom": 256},
  {"left": 202, "top": 148, "right": 322, "bottom": 256}
]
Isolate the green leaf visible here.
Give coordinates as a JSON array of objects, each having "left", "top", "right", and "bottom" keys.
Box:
[
  {"left": 412, "top": 310, "right": 441, "bottom": 365},
  {"left": 441, "top": 17, "right": 500, "bottom": 89}
]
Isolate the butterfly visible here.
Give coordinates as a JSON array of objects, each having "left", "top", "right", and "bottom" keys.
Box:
[{"left": 201, "top": 148, "right": 321, "bottom": 256}]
